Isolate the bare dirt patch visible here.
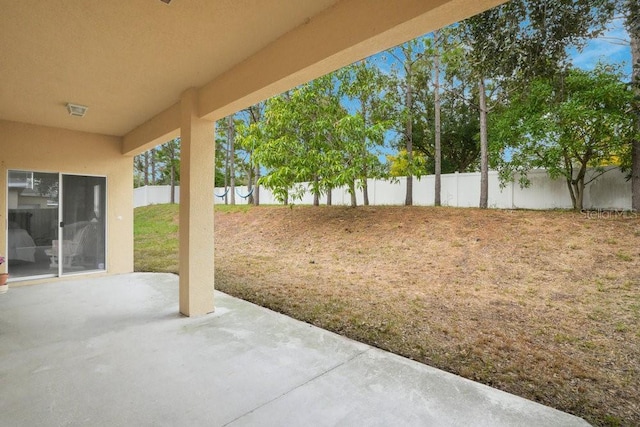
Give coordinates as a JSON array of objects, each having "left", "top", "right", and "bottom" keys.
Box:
[{"left": 213, "top": 206, "right": 640, "bottom": 426}]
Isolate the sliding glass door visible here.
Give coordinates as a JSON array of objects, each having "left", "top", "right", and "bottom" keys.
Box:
[
  {"left": 7, "top": 171, "right": 59, "bottom": 278},
  {"left": 61, "top": 175, "right": 106, "bottom": 274},
  {"left": 7, "top": 171, "right": 106, "bottom": 279}
]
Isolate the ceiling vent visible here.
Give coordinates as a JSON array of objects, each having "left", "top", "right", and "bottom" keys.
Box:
[{"left": 66, "top": 103, "right": 88, "bottom": 117}]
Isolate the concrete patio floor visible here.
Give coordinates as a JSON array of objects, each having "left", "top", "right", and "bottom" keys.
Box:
[{"left": 0, "top": 273, "right": 588, "bottom": 426}]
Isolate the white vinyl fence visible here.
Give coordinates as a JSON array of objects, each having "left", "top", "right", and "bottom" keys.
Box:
[{"left": 134, "top": 168, "right": 632, "bottom": 210}]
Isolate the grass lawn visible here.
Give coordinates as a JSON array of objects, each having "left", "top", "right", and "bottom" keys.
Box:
[
  {"left": 135, "top": 204, "right": 640, "bottom": 426},
  {"left": 134, "top": 204, "right": 180, "bottom": 273}
]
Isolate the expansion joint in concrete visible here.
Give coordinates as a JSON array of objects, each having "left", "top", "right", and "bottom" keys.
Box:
[{"left": 222, "top": 348, "right": 373, "bottom": 426}]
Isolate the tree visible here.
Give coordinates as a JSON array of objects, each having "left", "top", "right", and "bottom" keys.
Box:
[
  {"left": 334, "top": 111, "right": 388, "bottom": 207},
  {"left": 156, "top": 138, "right": 181, "bottom": 204},
  {"left": 455, "top": 4, "right": 522, "bottom": 208},
  {"left": 624, "top": 0, "right": 640, "bottom": 210},
  {"left": 338, "top": 60, "right": 392, "bottom": 205},
  {"left": 253, "top": 69, "right": 390, "bottom": 207},
  {"left": 214, "top": 129, "right": 227, "bottom": 188},
  {"left": 133, "top": 153, "right": 146, "bottom": 188},
  {"left": 254, "top": 76, "right": 345, "bottom": 205},
  {"left": 386, "top": 149, "right": 429, "bottom": 177},
  {"left": 150, "top": 147, "right": 157, "bottom": 186},
  {"left": 437, "top": 80, "right": 481, "bottom": 173},
  {"left": 387, "top": 39, "right": 429, "bottom": 206},
  {"left": 432, "top": 30, "right": 443, "bottom": 206},
  {"left": 134, "top": 149, "right": 159, "bottom": 188},
  {"left": 493, "top": 65, "right": 636, "bottom": 210},
  {"left": 412, "top": 39, "right": 481, "bottom": 175},
  {"left": 236, "top": 103, "right": 266, "bottom": 205},
  {"left": 456, "top": 0, "right": 616, "bottom": 208},
  {"left": 215, "top": 115, "right": 250, "bottom": 204},
  {"left": 227, "top": 115, "right": 236, "bottom": 205}
]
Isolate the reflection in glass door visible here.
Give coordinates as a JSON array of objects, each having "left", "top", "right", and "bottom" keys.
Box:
[
  {"left": 61, "top": 175, "right": 106, "bottom": 274},
  {"left": 7, "top": 171, "right": 59, "bottom": 278},
  {"left": 6, "top": 171, "right": 106, "bottom": 279}
]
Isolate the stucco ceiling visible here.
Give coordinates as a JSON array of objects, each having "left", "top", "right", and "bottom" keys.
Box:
[
  {"left": 1, "top": 0, "right": 505, "bottom": 141},
  {"left": 0, "top": 0, "right": 339, "bottom": 136}
]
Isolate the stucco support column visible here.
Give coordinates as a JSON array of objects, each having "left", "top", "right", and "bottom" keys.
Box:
[{"left": 179, "top": 88, "right": 215, "bottom": 316}]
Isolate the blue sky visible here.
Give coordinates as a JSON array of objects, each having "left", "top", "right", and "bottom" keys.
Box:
[
  {"left": 372, "top": 18, "right": 633, "bottom": 83},
  {"left": 569, "top": 17, "right": 632, "bottom": 76}
]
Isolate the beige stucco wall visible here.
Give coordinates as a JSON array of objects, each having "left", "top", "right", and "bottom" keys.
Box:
[{"left": 0, "top": 120, "right": 133, "bottom": 282}]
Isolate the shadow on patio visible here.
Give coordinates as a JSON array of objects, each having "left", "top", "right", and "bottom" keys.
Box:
[{"left": 0, "top": 273, "right": 588, "bottom": 426}]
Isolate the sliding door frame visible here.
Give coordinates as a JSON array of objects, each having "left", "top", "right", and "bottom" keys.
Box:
[
  {"left": 59, "top": 173, "right": 108, "bottom": 277},
  {"left": 5, "top": 169, "right": 108, "bottom": 281}
]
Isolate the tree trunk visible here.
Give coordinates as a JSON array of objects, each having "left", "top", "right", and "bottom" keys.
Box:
[
  {"left": 405, "top": 68, "right": 414, "bottom": 206},
  {"left": 566, "top": 161, "right": 588, "bottom": 211},
  {"left": 564, "top": 157, "right": 578, "bottom": 210},
  {"left": 248, "top": 104, "right": 262, "bottom": 207},
  {"left": 629, "top": 3, "right": 640, "bottom": 210},
  {"left": 349, "top": 181, "right": 357, "bottom": 207},
  {"left": 223, "top": 130, "right": 230, "bottom": 205},
  {"left": 362, "top": 179, "right": 369, "bottom": 206},
  {"left": 565, "top": 177, "right": 577, "bottom": 210},
  {"left": 327, "top": 189, "right": 332, "bottom": 206},
  {"left": 362, "top": 102, "right": 370, "bottom": 206},
  {"left": 575, "top": 179, "right": 585, "bottom": 211},
  {"left": 253, "top": 166, "right": 260, "bottom": 206},
  {"left": 144, "top": 151, "right": 150, "bottom": 186},
  {"left": 247, "top": 159, "right": 254, "bottom": 205},
  {"left": 313, "top": 175, "right": 320, "bottom": 206},
  {"left": 478, "top": 78, "right": 489, "bottom": 209},
  {"left": 574, "top": 163, "right": 588, "bottom": 211},
  {"left": 434, "top": 30, "right": 442, "bottom": 207},
  {"left": 151, "top": 148, "right": 156, "bottom": 185},
  {"left": 170, "top": 162, "right": 175, "bottom": 204},
  {"left": 571, "top": 177, "right": 586, "bottom": 211},
  {"left": 227, "top": 115, "right": 236, "bottom": 205}
]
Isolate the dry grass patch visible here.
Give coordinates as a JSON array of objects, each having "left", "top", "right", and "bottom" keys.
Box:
[{"left": 212, "top": 205, "right": 640, "bottom": 426}]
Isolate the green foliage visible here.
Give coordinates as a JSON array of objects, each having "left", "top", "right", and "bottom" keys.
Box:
[
  {"left": 156, "top": 138, "right": 181, "bottom": 185},
  {"left": 253, "top": 76, "right": 343, "bottom": 203},
  {"left": 253, "top": 68, "right": 392, "bottom": 206},
  {"left": 214, "top": 127, "right": 228, "bottom": 187},
  {"left": 459, "top": 0, "right": 616, "bottom": 83},
  {"left": 215, "top": 115, "right": 251, "bottom": 189},
  {"left": 493, "top": 64, "right": 637, "bottom": 209},
  {"left": 336, "top": 61, "right": 393, "bottom": 199},
  {"left": 412, "top": 80, "right": 481, "bottom": 173},
  {"left": 134, "top": 0, "right": 626, "bottom": 210},
  {"left": 134, "top": 140, "right": 182, "bottom": 188},
  {"left": 386, "top": 149, "right": 429, "bottom": 177},
  {"left": 134, "top": 148, "right": 158, "bottom": 187}
]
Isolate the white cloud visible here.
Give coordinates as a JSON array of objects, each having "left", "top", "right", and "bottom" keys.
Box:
[{"left": 569, "top": 21, "right": 631, "bottom": 76}]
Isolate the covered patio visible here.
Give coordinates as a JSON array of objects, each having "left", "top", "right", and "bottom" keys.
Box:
[
  {"left": 0, "top": 274, "right": 588, "bottom": 426},
  {"left": 1, "top": 0, "right": 505, "bottom": 315},
  {"left": 0, "top": 1, "right": 594, "bottom": 425}
]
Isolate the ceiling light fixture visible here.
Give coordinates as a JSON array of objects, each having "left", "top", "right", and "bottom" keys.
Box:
[
  {"left": 66, "top": 103, "right": 88, "bottom": 117},
  {"left": 160, "top": 0, "right": 171, "bottom": 4}
]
